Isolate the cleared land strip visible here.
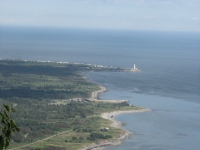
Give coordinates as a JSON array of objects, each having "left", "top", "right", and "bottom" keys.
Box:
[{"left": 9, "top": 129, "right": 73, "bottom": 150}]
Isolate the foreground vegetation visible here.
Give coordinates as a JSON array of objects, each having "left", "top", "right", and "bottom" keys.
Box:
[{"left": 0, "top": 60, "right": 140, "bottom": 150}]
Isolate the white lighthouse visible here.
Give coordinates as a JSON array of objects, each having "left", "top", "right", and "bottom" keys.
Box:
[
  {"left": 131, "top": 64, "right": 140, "bottom": 71},
  {"left": 133, "top": 64, "right": 136, "bottom": 70}
]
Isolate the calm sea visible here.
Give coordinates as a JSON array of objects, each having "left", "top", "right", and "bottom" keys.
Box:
[{"left": 0, "top": 26, "right": 200, "bottom": 150}]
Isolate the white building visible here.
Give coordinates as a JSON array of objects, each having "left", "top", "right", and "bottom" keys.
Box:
[{"left": 131, "top": 64, "right": 140, "bottom": 71}]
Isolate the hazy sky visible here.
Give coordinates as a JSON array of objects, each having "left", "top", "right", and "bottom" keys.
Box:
[{"left": 0, "top": 0, "right": 200, "bottom": 32}]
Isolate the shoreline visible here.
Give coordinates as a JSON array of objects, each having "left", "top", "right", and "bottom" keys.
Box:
[
  {"left": 82, "top": 84, "right": 151, "bottom": 150},
  {"left": 81, "top": 108, "right": 150, "bottom": 150},
  {"left": 88, "top": 85, "right": 129, "bottom": 103},
  {"left": 89, "top": 85, "right": 107, "bottom": 101},
  {"left": 101, "top": 108, "right": 151, "bottom": 128}
]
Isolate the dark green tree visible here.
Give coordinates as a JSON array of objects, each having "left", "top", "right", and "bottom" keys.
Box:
[{"left": 0, "top": 104, "right": 20, "bottom": 150}]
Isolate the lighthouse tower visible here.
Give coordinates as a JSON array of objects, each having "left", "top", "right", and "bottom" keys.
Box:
[
  {"left": 130, "top": 64, "right": 140, "bottom": 71},
  {"left": 133, "top": 64, "right": 136, "bottom": 70}
]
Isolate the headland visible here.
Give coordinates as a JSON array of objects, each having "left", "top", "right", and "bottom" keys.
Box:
[{"left": 0, "top": 59, "right": 148, "bottom": 150}]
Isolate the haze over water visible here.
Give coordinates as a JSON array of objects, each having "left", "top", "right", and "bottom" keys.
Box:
[{"left": 0, "top": 26, "right": 200, "bottom": 149}]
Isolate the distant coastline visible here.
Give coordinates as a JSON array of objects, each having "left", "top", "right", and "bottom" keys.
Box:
[{"left": 0, "top": 59, "right": 141, "bottom": 73}]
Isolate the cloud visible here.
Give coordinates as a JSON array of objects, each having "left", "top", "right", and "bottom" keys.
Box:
[{"left": 191, "top": 17, "right": 199, "bottom": 21}]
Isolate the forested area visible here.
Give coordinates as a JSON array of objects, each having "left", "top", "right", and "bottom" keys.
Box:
[
  {"left": 9, "top": 101, "right": 130, "bottom": 144},
  {"left": 0, "top": 60, "right": 99, "bottom": 100},
  {"left": 0, "top": 60, "right": 138, "bottom": 149}
]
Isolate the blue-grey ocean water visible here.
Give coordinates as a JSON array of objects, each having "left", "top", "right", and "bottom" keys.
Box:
[{"left": 0, "top": 26, "right": 200, "bottom": 150}]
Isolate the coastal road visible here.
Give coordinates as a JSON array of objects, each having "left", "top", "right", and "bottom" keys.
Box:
[{"left": 9, "top": 129, "right": 72, "bottom": 150}]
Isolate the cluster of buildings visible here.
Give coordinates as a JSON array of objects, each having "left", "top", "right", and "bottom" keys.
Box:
[
  {"left": 69, "top": 97, "right": 85, "bottom": 102},
  {"left": 48, "top": 98, "right": 88, "bottom": 105}
]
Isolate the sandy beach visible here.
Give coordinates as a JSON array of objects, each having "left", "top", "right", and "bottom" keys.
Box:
[
  {"left": 81, "top": 108, "right": 150, "bottom": 150},
  {"left": 89, "top": 85, "right": 107, "bottom": 100},
  {"left": 89, "top": 85, "right": 129, "bottom": 103},
  {"left": 81, "top": 86, "right": 151, "bottom": 150},
  {"left": 101, "top": 108, "right": 151, "bottom": 128}
]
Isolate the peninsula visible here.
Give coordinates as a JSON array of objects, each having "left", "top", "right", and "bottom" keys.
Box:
[{"left": 0, "top": 59, "right": 148, "bottom": 150}]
